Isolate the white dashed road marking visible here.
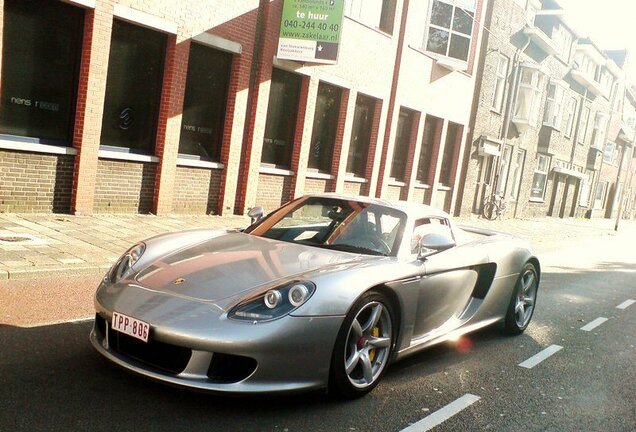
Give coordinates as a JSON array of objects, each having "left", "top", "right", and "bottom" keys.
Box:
[
  {"left": 580, "top": 317, "right": 608, "bottom": 332},
  {"left": 400, "top": 394, "right": 481, "bottom": 432},
  {"left": 616, "top": 299, "right": 635, "bottom": 310},
  {"left": 518, "top": 345, "right": 563, "bottom": 369}
]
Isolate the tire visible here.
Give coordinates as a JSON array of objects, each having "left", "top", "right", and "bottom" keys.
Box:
[
  {"left": 504, "top": 263, "right": 539, "bottom": 335},
  {"left": 329, "top": 291, "right": 396, "bottom": 399},
  {"left": 483, "top": 202, "right": 496, "bottom": 220}
]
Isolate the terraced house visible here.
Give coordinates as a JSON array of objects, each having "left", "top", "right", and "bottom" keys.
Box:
[{"left": 459, "top": 0, "right": 636, "bottom": 220}]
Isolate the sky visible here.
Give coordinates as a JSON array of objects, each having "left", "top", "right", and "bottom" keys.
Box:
[{"left": 557, "top": 0, "right": 636, "bottom": 77}]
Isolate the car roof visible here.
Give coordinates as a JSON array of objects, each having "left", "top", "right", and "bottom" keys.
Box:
[{"left": 305, "top": 193, "right": 451, "bottom": 220}]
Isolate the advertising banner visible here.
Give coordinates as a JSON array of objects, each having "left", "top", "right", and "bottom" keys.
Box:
[{"left": 277, "top": 0, "right": 344, "bottom": 64}]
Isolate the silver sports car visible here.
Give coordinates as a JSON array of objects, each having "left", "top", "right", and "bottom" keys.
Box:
[{"left": 91, "top": 194, "right": 540, "bottom": 398}]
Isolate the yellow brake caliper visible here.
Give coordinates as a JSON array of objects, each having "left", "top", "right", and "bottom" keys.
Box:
[{"left": 369, "top": 327, "right": 380, "bottom": 361}]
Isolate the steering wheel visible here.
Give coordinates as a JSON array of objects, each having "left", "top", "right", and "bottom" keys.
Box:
[{"left": 358, "top": 235, "right": 391, "bottom": 255}]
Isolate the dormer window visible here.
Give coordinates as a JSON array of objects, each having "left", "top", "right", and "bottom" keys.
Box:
[{"left": 424, "top": 0, "right": 475, "bottom": 67}]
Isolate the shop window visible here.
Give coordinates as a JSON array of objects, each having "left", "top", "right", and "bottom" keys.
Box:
[
  {"left": 513, "top": 67, "right": 544, "bottom": 128},
  {"left": 594, "top": 181, "right": 608, "bottom": 209},
  {"left": 416, "top": 116, "right": 439, "bottom": 184},
  {"left": 0, "top": 0, "right": 83, "bottom": 144},
  {"left": 439, "top": 122, "right": 461, "bottom": 186},
  {"left": 543, "top": 81, "right": 566, "bottom": 130},
  {"left": 577, "top": 105, "right": 590, "bottom": 144},
  {"left": 101, "top": 20, "right": 167, "bottom": 153},
  {"left": 346, "top": 95, "right": 376, "bottom": 177},
  {"left": 262, "top": 69, "right": 302, "bottom": 169},
  {"left": 530, "top": 154, "right": 550, "bottom": 201},
  {"left": 391, "top": 109, "right": 415, "bottom": 181},
  {"left": 491, "top": 54, "right": 509, "bottom": 112},
  {"left": 424, "top": 0, "right": 475, "bottom": 65},
  {"left": 346, "top": 0, "right": 396, "bottom": 34},
  {"left": 178, "top": 44, "right": 231, "bottom": 161},
  {"left": 564, "top": 96, "right": 577, "bottom": 138},
  {"left": 309, "top": 82, "right": 342, "bottom": 173}
]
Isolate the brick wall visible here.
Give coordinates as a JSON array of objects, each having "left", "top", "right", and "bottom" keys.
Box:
[
  {"left": 94, "top": 159, "right": 156, "bottom": 213},
  {"left": 172, "top": 166, "right": 222, "bottom": 214},
  {"left": 412, "top": 187, "right": 427, "bottom": 204},
  {"left": 385, "top": 185, "right": 403, "bottom": 202},
  {"left": 0, "top": 150, "right": 74, "bottom": 212},
  {"left": 343, "top": 181, "right": 364, "bottom": 196},
  {"left": 255, "top": 173, "right": 293, "bottom": 212},
  {"left": 304, "top": 178, "right": 330, "bottom": 195}
]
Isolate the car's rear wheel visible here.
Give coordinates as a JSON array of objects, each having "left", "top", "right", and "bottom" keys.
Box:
[
  {"left": 329, "top": 291, "right": 395, "bottom": 399},
  {"left": 504, "top": 263, "right": 538, "bottom": 334}
]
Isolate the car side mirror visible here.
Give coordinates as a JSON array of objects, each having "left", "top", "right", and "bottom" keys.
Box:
[
  {"left": 418, "top": 233, "right": 455, "bottom": 260},
  {"left": 248, "top": 206, "right": 265, "bottom": 224}
]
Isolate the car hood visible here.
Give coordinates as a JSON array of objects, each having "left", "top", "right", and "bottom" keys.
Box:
[{"left": 133, "top": 232, "right": 361, "bottom": 303}]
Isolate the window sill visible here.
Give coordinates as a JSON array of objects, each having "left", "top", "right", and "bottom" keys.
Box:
[
  {"left": 0, "top": 137, "right": 76, "bottom": 156},
  {"left": 306, "top": 170, "right": 334, "bottom": 180},
  {"left": 528, "top": 198, "right": 545, "bottom": 203},
  {"left": 437, "top": 185, "right": 452, "bottom": 191},
  {"left": 344, "top": 15, "right": 393, "bottom": 38},
  {"left": 489, "top": 107, "right": 504, "bottom": 115},
  {"left": 177, "top": 158, "right": 224, "bottom": 170},
  {"left": 344, "top": 175, "right": 368, "bottom": 184},
  {"left": 259, "top": 165, "right": 294, "bottom": 176},
  {"left": 98, "top": 149, "right": 159, "bottom": 163},
  {"left": 414, "top": 183, "right": 431, "bottom": 189},
  {"left": 388, "top": 180, "right": 406, "bottom": 187}
]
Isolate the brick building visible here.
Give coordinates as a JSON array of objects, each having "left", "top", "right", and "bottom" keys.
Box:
[
  {"left": 0, "top": 0, "right": 487, "bottom": 216},
  {"left": 458, "top": 0, "right": 636, "bottom": 220}
]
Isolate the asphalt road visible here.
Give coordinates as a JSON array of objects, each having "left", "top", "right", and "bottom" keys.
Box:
[{"left": 1, "top": 230, "right": 635, "bottom": 431}]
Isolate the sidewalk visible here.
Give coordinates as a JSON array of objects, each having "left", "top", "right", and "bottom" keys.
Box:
[{"left": 0, "top": 211, "right": 630, "bottom": 279}]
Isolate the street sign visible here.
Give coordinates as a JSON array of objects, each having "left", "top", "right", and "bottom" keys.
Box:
[{"left": 277, "top": 0, "right": 344, "bottom": 64}]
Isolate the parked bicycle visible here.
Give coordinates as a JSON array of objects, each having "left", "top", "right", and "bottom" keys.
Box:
[{"left": 482, "top": 193, "right": 507, "bottom": 220}]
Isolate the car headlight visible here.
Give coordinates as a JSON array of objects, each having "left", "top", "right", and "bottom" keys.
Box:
[
  {"left": 107, "top": 243, "right": 145, "bottom": 283},
  {"left": 228, "top": 281, "right": 316, "bottom": 322}
]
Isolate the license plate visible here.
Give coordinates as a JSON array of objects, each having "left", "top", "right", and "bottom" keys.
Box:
[{"left": 111, "top": 311, "right": 150, "bottom": 343}]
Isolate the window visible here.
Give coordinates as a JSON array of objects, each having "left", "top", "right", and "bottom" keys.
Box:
[
  {"left": 594, "top": 181, "right": 608, "bottom": 209},
  {"left": 179, "top": 44, "right": 231, "bottom": 161},
  {"left": 424, "top": 0, "right": 475, "bottom": 64},
  {"left": 577, "top": 105, "right": 590, "bottom": 144},
  {"left": 495, "top": 145, "right": 512, "bottom": 195},
  {"left": 101, "top": 20, "right": 167, "bottom": 153},
  {"left": 346, "top": 0, "right": 396, "bottom": 34},
  {"left": 346, "top": 95, "right": 376, "bottom": 177},
  {"left": 530, "top": 154, "right": 550, "bottom": 201},
  {"left": 491, "top": 54, "right": 509, "bottom": 112},
  {"left": 603, "top": 142, "right": 615, "bottom": 163},
  {"left": 600, "top": 69, "right": 614, "bottom": 96},
  {"left": 514, "top": 67, "right": 543, "bottom": 127},
  {"left": 526, "top": 0, "right": 539, "bottom": 26},
  {"left": 0, "top": 0, "right": 83, "bottom": 144},
  {"left": 262, "top": 69, "right": 302, "bottom": 168},
  {"left": 309, "top": 82, "right": 342, "bottom": 172},
  {"left": 543, "top": 82, "right": 566, "bottom": 129},
  {"left": 509, "top": 149, "right": 526, "bottom": 200},
  {"left": 439, "top": 122, "right": 461, "bottom": 185},
  {"left": 564, "top": 96, "right": 577, "bottom": 138},
  {"left": 579, "top": 170, "right": 594, "bottom": 206},
  {"left": 590, "top": 113, "right": 608, "bottom": 149},
  {"left": 416, "top": 116, "right": 439, "bottom": 184},
  {"left": 552, "top": 24, "right": 572, "bottom": 62},
  {"left": 391, "top": 109, "right": 415, "bottom": 181}
]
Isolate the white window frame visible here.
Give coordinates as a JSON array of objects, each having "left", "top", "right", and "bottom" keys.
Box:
[
  {"left": 346, "top": 0, "right": 393, "bottom": 33},
  {"left": 603, "top": 142, "right": 615, "bottom": 163},
  {"left": 594, "top": 181, "right": 608, "bottom": 209},
  {"left": 579, "top": 170, "right": 594, "bottom": 206},
  {"left": 591, "top": 112, "right": 609, "bottom": 150},
  {"left": 423, "top": 0, "right": 476, "bottom": 65},
  {"left": 491, "top": 53, "right": 509, "bottom": 112},
  {"left": 564, "top": 96, "right": 577, "bottom": 138},
  {"left": 552, "top": 24, "right": 572, "bottom": 62},
  {"left": 577, "top": 104, "right": 591, "bottom": 144},
  {"left": 509, "top": 149, "right": 526, "bottom": 201},
  {"left": 530, "top": 154, "right": 550, "bottom": 201},
  {"left": 513, "top": 66, "right": 544, "bottom": 127},
  {"left": 495, "top": 144, "right": 513, "bottom": 195},
  {"left": 543, "top": 81, "right": 566, "bottom": 129}
]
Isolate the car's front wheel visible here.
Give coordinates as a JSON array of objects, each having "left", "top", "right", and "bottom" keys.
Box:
[
  {"left": 329, "top": 291, "right": 395, "bottom": 398},
  {"left": 504, "top": 263, "right": 538, "bottom": 334}
]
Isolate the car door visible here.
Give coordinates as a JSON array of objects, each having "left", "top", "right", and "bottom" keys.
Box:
[{"left": 409, "top": 217, "right": 489, "bottom": 341}]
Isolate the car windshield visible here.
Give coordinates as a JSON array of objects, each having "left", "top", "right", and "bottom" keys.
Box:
[{"left": 247, "top": 197, "right": 406, "bottom": 256}]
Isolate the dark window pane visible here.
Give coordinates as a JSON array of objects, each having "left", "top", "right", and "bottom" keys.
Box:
[
  {"left": 346, "top": 95, "right": 376, "bottom": 177},
  {"left": 379, "top": 0, "right": 397, "bottom": 34},
  {"left": 440, "top": 122, "right": 460, "bottom": 185},
  {"left": 449, "top": 34, "right": 470, "bottom": 61},
  {"left": 426, "top": 28, "right": 449, "bottom": 56},
  {"left": 179, "top": 44, "right": 231, "bottom": 161},
  {"left": 416, "top": 117, "right": 437, "bottom": 183},
  {"left": 309, "top": 83, "right": 342, "bottom": 172},
  {"left": 0, "top": 0, "right": 83, "bottom": 143},
  {"left": 101, "top": 20, "right": 167, "bottom": 153},
  {"left": 452, "top": 9, "right": 473, "bottom": 35},
  {"left": 262, "top": 69, "right": 302, "bottom": 168},
  {"left": 391, "top": 109, "right": 414, "bottom": 181},
  {"left": 430, "top": 0, "right": 452, "bottom": 28}
]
